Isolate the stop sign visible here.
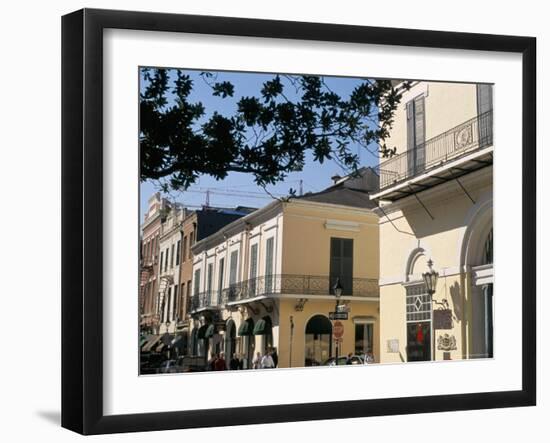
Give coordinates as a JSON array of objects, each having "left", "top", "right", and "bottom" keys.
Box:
[{"left": 333, "top": 320, "right": 344, "bottom": 339}]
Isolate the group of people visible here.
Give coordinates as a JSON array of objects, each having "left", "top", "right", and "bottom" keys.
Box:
[
  {"left": 252, "top": 347, "right": 278, "bottom": 369},
  {"left": 206, "top": 348, "right": 279, "bottom": 371}
]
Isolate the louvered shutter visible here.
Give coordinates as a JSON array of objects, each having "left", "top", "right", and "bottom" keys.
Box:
[{"left": 414, "top": 96, "right": 426, "bottom": 170}]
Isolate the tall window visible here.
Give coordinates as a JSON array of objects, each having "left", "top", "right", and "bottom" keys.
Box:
[
  {"left": 265, "top": 237, "right": 274, "bottom": 294},
  {"left": 176, "top": 239, "right": 181, "bottom": 265},
  {"left": 207, "top": 263, "right": 214, "bottom": 304},
  {"left": 188, "top": 231, "right": 194, "bottom": 259},
  {"left": 406, "top": 95, "right": 426, "bottom": 175},
  {"left": 218, "top": 258, "right": 225, "bottom": 304},
  {"left": 170, "top": 244, "right": 175, "bottom": 268},
  {"left": 164, "top": 248, "right": 169, "bottom": 272},
  {"left": 193, "top": 269, "right": 201, "bottom": 296},
  {"left": 179, "top": 282, "right": 185, "bottom": 319},
  {"left": 354, "top": 323, "right": 374, "bottom": 356},
  {"left": 182, "top": 236, "right": 187, "bottom": 262},
  {"left": 249, "top": 243, "right": 258, "bottom": 296},
  {"left": 330, "top": 238, "right": 353, "bottom": 295},
  {"left": 164, "top": 286, "right": 171, "bottom": 322},
  {"left": 172, "top": 285, "right": 178, "bottom": 321},
  {"left": 228, "top": 250, "right": 239, "bottom": 301},
  {"left": 160, "top": 251, "right": 164, "bottom": 272}
]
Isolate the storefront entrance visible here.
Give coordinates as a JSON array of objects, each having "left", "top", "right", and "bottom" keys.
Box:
[
  {"left": 406, "top": 322, "right": 431, "bottom": 361},
  {"left": 304, "top": 315, "right": 332, "bottom": 366}
]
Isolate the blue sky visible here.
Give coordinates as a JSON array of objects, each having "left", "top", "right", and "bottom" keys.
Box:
[{"left": 140, "top": 68, "right": 379, "bottom": 221}]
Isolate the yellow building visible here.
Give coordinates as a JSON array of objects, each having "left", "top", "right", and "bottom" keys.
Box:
[
  {"left": 371, "top": 81, "right": 493, "bottom": 363},
  {"left": 188, "top": 169, "right": 380, "bottom": 369}
]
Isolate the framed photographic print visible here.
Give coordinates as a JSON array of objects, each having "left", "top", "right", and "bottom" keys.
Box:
[{"left": 61, "top": 8, "right": 536, "bottom": 435}]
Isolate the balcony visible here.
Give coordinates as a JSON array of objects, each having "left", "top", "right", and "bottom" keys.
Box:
[
  {"left": 371, "top": 111, "right": 493, "bottom": 202},
  {"left": 189, "top": 291, "right": 220, "bottom": 313},
  {"left": 223, "top": 274, "right": 379, "bottom": 304}
]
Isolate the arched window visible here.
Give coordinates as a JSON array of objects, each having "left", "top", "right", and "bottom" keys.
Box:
[{"left": 305, "top": 315, "right": 332, "bottom": 366}]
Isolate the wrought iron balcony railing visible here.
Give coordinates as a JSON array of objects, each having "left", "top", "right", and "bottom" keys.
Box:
[
  {"left": 189, "top": 275, "right": 379, "bottom": 312},
  {"left": 378, "top": 111, "right": 493, "bottom": 190},
  {"left": 223, "top": 274, "right": 379, "bottom": 303},
  {"left": 189, "top": 291, "right": 219, "bottom": 312}
]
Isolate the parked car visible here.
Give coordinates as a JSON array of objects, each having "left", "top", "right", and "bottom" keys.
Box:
[{"left": 323, "top": 355, "right": 364, "bottom": 366}]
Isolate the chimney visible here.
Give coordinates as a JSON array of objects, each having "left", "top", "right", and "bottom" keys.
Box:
[{"left": 331, "top": 174, "right": 341, "bottom": 185}]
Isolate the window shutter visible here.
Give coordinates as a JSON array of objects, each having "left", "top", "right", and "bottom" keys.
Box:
[
  {"left": 330, "top": 238, "right": 354, "bottom": 295},
  {"left": 249, "top": 244, "right": 258, "bottom": 295},
  {"left": 250, "top": 244, "right": 258, "bottom": 279},
  {"left": 476, "top": 84, "right": 493, "bottom": 147},
  {"left": 414, "top": 96, "right": 426, "bottom": 169},
  {"left": 477, "top": 84, "right": 493, "bottom": 115},
  {"left": 193, "top": 269, "right": 200, "bottom": 295},
  {"left": 207, "top": 263, "right": 214, "bottom": 305},
  {"left": 265, "top": 238, "right": 275, "bottom": 293},
  {"left": 406, "top": 100, "right": 415, "bottom": 174},
  {"left": 229, "top": 251, "right": 239, "bottom": 285},
  {"left": 217, "top": 258, "right": 225, "bottom": 303}
]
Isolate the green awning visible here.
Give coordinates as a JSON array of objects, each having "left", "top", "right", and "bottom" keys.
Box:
[
  {"left": 253, "top": 319, "right": 272, "bottom": 335},
  {"left": 238, "top": 320, "right": 253, "bottom": 336},
  {"left": 305, "top": 315, "right": 332, "bottom": 335},
  {"left": 139, "top": 335, "right": 150, "bottom": 347},
  {"left": 204, "top": 324, "right": 215, "bottom": 338}
]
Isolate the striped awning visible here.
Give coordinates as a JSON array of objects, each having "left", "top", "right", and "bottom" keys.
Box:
[{"left": 142, "top": 335, "right": 161, "bottom": 352}]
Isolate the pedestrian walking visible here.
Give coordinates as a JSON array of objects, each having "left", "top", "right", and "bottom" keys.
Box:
[
  {"left": 229, "top": 353, "right": 240, "bottom": 370},
  {"left": 214, "top": 352, "right": 226, "bottom": 371},
  {"left": 270, "top": 347, "right": 278, "bottom": 368},
  {"left": 252, "top": 352, "right": 262, "bottom": 369},
  {"left": 260, "top": 350, "right": 275, "bottom": 369}
]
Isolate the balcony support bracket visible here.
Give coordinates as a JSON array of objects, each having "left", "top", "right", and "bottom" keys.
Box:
[
  {"left": 294, "top": 298, "right": 308, "bottom": 312},
  {"left": 453, "top": 174, "right": 476, "bottom": 205},
  {"left": 410, "top": 186, "right": 435, "bottom": 220},
  {"left": 258, "top": 300, "right": 273, "bottom": 314}
]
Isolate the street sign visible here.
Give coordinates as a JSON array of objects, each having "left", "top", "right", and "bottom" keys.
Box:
[
  {"left": 433, "top": 309, "right": 453, "bottom": 329},
  {"left": 332, "top": 320, "right": 344, "bottom": 339},
  {"left": 329, "top": 312, "right": 348, "bottom": 321}
]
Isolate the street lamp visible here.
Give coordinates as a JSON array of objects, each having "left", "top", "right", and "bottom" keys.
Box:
[
  {"left": 422, "top": 259, "right": 439, "bottom": 361},
  {"left": 333, "top": 277, "right": 343, "bottom": 301},
  {"left": 422, "top": 259, "right": 439, "bottom": 297},
  {"left": 332, "top": 278, "right": 344, "bottom": 366}
]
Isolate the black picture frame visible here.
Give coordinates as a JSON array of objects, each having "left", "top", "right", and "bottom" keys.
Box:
[{"left": 61, "top": 8, "right": 536, "bottom": 435}]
